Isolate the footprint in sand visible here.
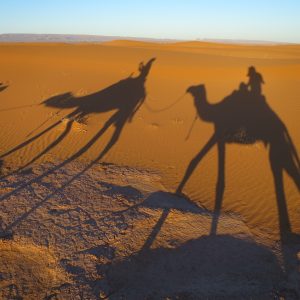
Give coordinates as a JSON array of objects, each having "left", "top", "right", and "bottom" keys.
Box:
[
  {"left": 171, "top": 118, "right": 184, "bottom": 125},
  {"left": 57, "top": 118, "right": 88, "bottom": 133},
  {"left": 147, "top": 123, "right": 160, "bottom": 130},
  {"left": 74, "top": 89, "right": 88, "bottom": 97}
]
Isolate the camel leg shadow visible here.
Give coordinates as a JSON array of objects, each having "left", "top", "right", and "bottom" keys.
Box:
[
  {"left": 140, "top": 208, "right": 170, "bottom": 253},
  {"left": 0, "top": 113, "right": 115, "bottom": 202},
  {"left": 2, "top": 114, "right": 120, "bottom": 229},
  {"left": 0, "top": 110, "right": 128, "bottom": 204},
  {"left": 270, "top": 144, "right": 300, "bottom": 296},
  {"left": 15, "top": 118, "right": 75, "bottom": 173},
  {"left": 0, "top": 109, "right": 79, "bottom": 162},
  {"left": 210, "top": 141, "right": 225, "bottom": 235},
  {"left": 176, "top": 134, "right": 217, "bottom": 194},
  {"left": 270, "top": 145, "right": 294, "bottom": 241},
  {"left": 0, "top": 110, "right": 80, "bottom": 180},
  {"left": 63, "top": 112, "right": 120, "bottom": 164},
  {"left": 0, "top": 119, "right": 62, "bottom": 160},
  {"left": 176, "top": 134, "right": 227, "bottom": 236}
]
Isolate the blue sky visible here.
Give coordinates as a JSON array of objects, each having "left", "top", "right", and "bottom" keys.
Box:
[{"left": 1, "top": 0, "right": 299, "bottom": 42}]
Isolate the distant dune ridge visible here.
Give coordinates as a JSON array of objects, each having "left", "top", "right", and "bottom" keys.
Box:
[
  {"left": 0, "top": 33, "right": 294, "bottom": 44},
  {"left": 0, "top": 33, "right": 180, "bottom": 43},
  {"left": 0, "top": 40, "right": 299, "bottom": 298}
]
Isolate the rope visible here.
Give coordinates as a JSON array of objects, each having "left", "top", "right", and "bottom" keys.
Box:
[
  {"left": 26, "top": 109, "right": 63, "bottom": 137},
  {"left": 0, "top": 92, "right": 187, "bottom": 115},
  {"left": 0, "top": 103, "right": 38, "bottom": 113},
  {"left": 144, "top": 92, "right": 187, "bottom": 113},
  {"left": 185, "top": 113, "right": 198, "bottom": 141}
]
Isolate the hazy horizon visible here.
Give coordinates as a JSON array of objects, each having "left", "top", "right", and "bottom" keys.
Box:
[
  {"left": 1, "top": 1, "right": 299, "bottom": 43},
  {"left": 1, "top": 33, "right": 297, "bottom": 45}
]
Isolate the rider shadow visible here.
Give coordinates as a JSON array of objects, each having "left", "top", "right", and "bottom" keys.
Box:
[
  {"left": 176, "top": 81, "right": 300, "bottom": 240},
  {"left": 0, "top": 58, "right": 156, "bottom": 174}
]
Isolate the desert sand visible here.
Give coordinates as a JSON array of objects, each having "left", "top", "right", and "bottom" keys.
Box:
[{"left": 0, "top": 41, "right": 299, "bottom": 298}]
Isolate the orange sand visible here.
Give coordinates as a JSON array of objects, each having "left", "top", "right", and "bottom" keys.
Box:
[{"left": 0, "top": 41, "right": 299, "bottom": 240}]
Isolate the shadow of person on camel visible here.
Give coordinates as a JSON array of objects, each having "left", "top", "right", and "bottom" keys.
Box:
[{"left": 176, "top": 72, "right": 300, "bottom": 241}]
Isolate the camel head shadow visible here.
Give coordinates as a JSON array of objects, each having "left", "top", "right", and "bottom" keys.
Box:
[{"left": 179, "top": 81, "right": 300, "bottom": 240}]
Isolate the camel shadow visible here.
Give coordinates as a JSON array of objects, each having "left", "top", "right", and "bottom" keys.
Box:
[
  {"left": 0, "top": 58, "right": 155, "bottom": 174},
  {"left": 0, "top": 58, "right": 155, "bottom": 231},
  {"left": 176, "top": 81, "right": 300, "bottom": 240}
]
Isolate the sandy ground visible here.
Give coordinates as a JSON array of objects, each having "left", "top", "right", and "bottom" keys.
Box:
[
  {"left": 0, "top": 41, "right": 299, "bottom": 298},
  {"left": 0, "top": 161, "right": 298, "bottom": 299}
]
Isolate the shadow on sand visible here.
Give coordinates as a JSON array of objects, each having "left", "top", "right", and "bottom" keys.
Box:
[
  {"left": 0, "top": 58, "right": 155, "bottom": 196},
  {"left": 103, "top": 235, "right": 283, "bottom": 299},
  {"left": 176, "top": 81, "right": 300, "bottom": 240},
  {"left": 81, "top": 74, "right": 300, "bottom": 298},
  {"left": 84, "top": 191, "right": 286, "bottom": 299},
  {"left": 55, "top": 191, "right": 286, "bottom": 298},
  {"left": 0, "top": 58, "right": 155, "bottom": 173},
  {"left": 87, "top": 74, "right": 299, "bottom": 298},
  {"left": 0, "top": 67, "right": 299, "bottom": 298},
  {"left": 166, "top": 75, "right": 300, "bottom": 298},
  {"left": 0, "top": 58, "right": 155, "bottom": 234}
]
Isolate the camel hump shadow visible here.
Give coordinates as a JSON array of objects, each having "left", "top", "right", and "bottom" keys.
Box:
[{"left": 178, "top": 83, "right": 300, "bottom": 238}]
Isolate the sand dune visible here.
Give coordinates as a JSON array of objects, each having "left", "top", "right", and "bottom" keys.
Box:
[
  {"left": 0, "top": 41, "right": 299, "bottom": 298},
  {"left": 0, "top": 41, "right": 299, "bottom": 237}
]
